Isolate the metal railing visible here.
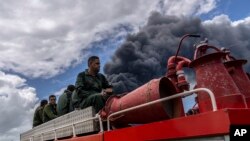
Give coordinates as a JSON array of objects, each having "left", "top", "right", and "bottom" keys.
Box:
[
  {"left": 107, "top": 88, "right": 217, "bottom": 130},
  {"left": 29, "top": 114, "right": 103, "bottom": 141}
]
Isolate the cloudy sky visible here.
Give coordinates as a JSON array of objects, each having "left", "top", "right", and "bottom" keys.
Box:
[{"left": 1, "top": 0, "right": 250, "bottom": 140}]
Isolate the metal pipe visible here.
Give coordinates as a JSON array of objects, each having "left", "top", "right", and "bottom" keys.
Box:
[
  {"left": 41, "top": 133, "right": 44, "bottom": 141},
  {"left": 72, "top": 124, "right": 76, "bottom": 137},
  {"left": 97, "top": 114, "right": 104, "bottom": 132},
  {"left": 107, "top": 88, "right": 217, "bottom": 131},
  {"left": 194, "top": 45, "right": 222, "bottom": 60},
  {"left": 175, "top": 34, "right": 200, "bottom": 64},
  {"left": 54, "top": 130, "right": 57, "bottom": 140}
]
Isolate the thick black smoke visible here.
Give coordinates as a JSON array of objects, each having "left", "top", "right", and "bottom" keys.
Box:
[{"left": 104, "top": 12, "right": 250, "bottom": 94}]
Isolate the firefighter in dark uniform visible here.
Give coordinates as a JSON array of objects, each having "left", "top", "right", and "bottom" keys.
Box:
[
  {"left": 43, "top": 95, "right": 58, "bottom": 122},
  {"left": 33, "top": 99, "right": 48, "bottom": 127},
  {"left": 57, "top": 84, "right": 75, "bottom": 116},
  {"left": 72, "top": 56, "right": 113, "bottom": 112}
]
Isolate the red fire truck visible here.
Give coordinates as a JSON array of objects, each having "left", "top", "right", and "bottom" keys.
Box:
[{"left": 21, "top": 34, "right": 250, "bottom": 141}]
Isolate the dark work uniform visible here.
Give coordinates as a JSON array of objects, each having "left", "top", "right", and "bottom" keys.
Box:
[
  {"left": 33, "top": 106, "right": 44, "bottom": 127},
  {"left": 72, "top": 69, "right": 112, "bottom": 112},
  {"left": 43, "top": 104, "right": 58, "bottom": 122},
  {"left": 57, "top": 90, "right": 73, "bottom": 116}
]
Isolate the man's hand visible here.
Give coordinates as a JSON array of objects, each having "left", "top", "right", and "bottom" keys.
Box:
[
  {"left": 105, "top": 88, "right": 113, "bottom": 94},
  {"left": 101, "top": 88, "right": 113, "bottom": 97}
]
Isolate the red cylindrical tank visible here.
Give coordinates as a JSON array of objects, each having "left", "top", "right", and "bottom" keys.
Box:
[
  {"left": 224, "top": 60, "right": 250, "bottom": 107},
  {"left": 101, "top": 77, "right": 177, "bottom": 127},
  {"left": 190, "top": 52, "right": 247, "bottom": 112}
]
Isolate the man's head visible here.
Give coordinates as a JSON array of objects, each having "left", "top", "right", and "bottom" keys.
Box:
[
  {"left": 88, "top": 56, "right": 100, "bottom": 74},
  {"left": 49, "top": 95, "right": 56, "bottom": 105},
  {"left": 40, "top": 99, "right": 48, "bottom": 107},
  {"left": 67, "top": 84, "right": 75, "bottom": 92}
]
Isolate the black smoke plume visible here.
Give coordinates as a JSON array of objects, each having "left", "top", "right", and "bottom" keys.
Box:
[{"left": 104, "top": 12, "right": 250, "bottom": 94}]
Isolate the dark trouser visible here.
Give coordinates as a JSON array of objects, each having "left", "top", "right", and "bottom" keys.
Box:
[{"left": 80, "top": 94, "right": 105, "bottom": 112}]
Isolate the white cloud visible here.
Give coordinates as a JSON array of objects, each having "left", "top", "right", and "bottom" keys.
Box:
[
  {"left": 0, "top": 0, "right": 159, "bottom": 78},
  {"left": 203, "top": 14, "right": 232, "bottom": 25},
  {"left": 202, "top": 14, "right": 250, "bottom": 68},
  {"left": 0, "top": 0, "right": 217, "bottom": 78},
  {"left": 161, "top": 0, "right": 216, "bottom": 16},
  {"left": 0, "top": 71, "right": 38, "bottom": 141},
  {"left": 203, "top": 14, "right": 250, "bottom": 28},
  {"left": 232, "top": 17, "right": 250, "bottom": 26}
]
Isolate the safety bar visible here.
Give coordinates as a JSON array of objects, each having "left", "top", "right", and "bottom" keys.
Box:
[
  {"left": 30, "top": 114, "right": 103, "bottom": 141},
  {"left": 107, "top": 88, "right": 217, "bottom": 131}
]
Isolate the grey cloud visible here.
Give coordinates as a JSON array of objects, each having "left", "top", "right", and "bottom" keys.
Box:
[
  {"left": 104, "top": 12, "right": 250, "bottom": 94},
  {"left": 0, "top": 0, "right": 216, "bottom": 78},
  {"left": 0, "top": 0, "right": 162, "bottom": 78}
]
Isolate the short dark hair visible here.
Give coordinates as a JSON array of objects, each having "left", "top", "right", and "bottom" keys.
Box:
[
  {"left": 49, "top": 95, "right": 56, "bottom": 100},
  {"left": 40, "top": 99, "right": 48, "bottom": 106},
  {"left": 88, "top": 56, "right": 99, "bottom": 67},
  {"left": 67, "top": 84, "right": 75, "bottom": 92}
]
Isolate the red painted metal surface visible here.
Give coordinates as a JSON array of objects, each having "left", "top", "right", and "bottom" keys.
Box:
[
  {"left": 227, "top": 109, "right": 250, "bottom": 125},
  {"left": 59, "top": 109, "right": 250, "bottom": 141},
  {"left": 167, "top": 56, "right": 191, "bottom": 91},
  {"left": 224, "top": 60, "right": 250, "bottom": 107},
  {"left": 61, "top": 133, "right": 103, "bottom": 141},
  {"left": 104, "top": 109, "right": 250, "bottom": 141},
  {"left": 190, "top": 51, "right": 246, "bottom": 112},
  {"left": 166, "top": 56, "right": 191, "bottom": 117},
  {"left": 166, "top": 56, "right": 189, "bottom": 118},
  {"left": 247, "top": 73, "right": 250, "bottom": 80},
  {"left": 101, "top": 77, "right": 177, "bottom": 127},
  {"left": 176, "top": 59, "right": 190, "bottom": 91}
]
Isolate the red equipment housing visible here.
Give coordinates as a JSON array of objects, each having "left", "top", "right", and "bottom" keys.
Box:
[
  {"left": 224, "top": 59, "right": 250, "bottom": 107},
  {"left": 190, "top": 43, "right": 247, "bottom": 112},
  {"left": 101, "top": 77, "right": 177, "bottom": 127}
]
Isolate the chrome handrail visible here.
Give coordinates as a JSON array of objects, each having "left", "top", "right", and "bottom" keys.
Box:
[{"left": 107, "top": 88, "right": 217, "bottom": 131}]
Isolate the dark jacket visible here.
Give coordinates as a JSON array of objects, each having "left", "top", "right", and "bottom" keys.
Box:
[
  {"left": 57, "top": 90, "right": 73, "bottom": 116},
  {"left": 33, "top": 106, "right": 44, "bottom": 127},
  {"left": 43, "top": 104, "right": 58, "bottom": 122},
  {"left": 72, "top": 69, "right": 112, "bottom": 108}
]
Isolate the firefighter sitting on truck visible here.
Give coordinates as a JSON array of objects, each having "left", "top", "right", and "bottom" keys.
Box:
[{"left": 72, "top": 56, "right": 113, "bottom": 112}]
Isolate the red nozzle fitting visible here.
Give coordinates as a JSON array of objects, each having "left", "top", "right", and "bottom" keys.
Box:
[
  {"left": 176, "top": 59, "right": 191, "bottom": 91},
  {"left": 176, "top": 70, "right": 189, "bottom": 91},
  {"left": 167, "top": 56, "right": 191, "bottom": 91}
]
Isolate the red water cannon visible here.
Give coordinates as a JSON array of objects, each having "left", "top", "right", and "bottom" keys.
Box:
[
  {"left": 190, "top": 40, "right": 247, "bottom": 113},
  {"left": 99, "top": 35, "right": 202, "bottom": 127},
  {"left": 100, "top": 77, "right": 177, "bottom": 128}
]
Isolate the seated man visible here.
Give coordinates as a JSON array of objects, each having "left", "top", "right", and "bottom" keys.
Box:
[
  {"left": 72, "top": 56, "right": 113, "bottom": 112},
  {"left": 43, "top": 95, "right": 58, "bottom": 122},
  {"left": 57, "top": 84, "right": 75, "bottom": 116},
  {"left": 33, "top": 99, "right": 48, "bottom": 127}
]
